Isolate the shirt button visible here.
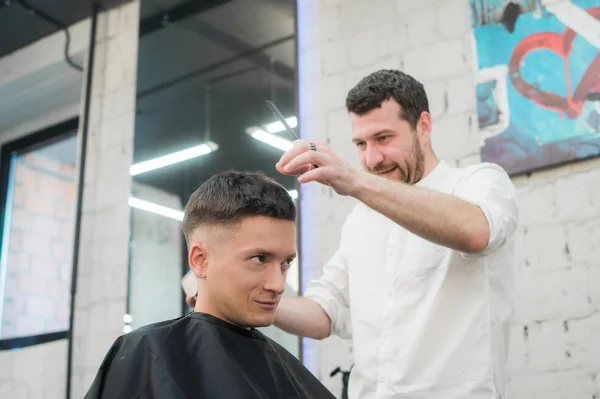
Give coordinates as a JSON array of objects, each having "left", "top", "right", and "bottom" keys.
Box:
[{"left": 379, "top": 376, "right": 386, "bottom": 384}]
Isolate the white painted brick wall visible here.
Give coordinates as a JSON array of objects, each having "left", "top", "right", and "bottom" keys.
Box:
[
  {"left": 298, "top": 0, "right": 600, "bottom": 397},
  {"left": 508, "top": 161, "right": 600, "bottom": 398}
]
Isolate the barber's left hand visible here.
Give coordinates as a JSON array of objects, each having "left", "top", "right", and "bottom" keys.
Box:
[
  {"left": 276, "top": 140, "right": 358, "bottom": 196},
  {"left": 186, "top": 296, "right": 196, "bottom": 308}
]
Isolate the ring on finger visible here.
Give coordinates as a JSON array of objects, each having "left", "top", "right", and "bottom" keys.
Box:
[{"left": 308, "top": 142, "right": 319, "bottom": 168}]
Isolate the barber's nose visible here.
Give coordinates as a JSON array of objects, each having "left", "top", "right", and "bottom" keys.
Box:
[
  {"left": 365, "top": 146, "right": 384, "bottom": 169},
  {"left": 264, "top": 265, "right": 285, "bottom": 295}
]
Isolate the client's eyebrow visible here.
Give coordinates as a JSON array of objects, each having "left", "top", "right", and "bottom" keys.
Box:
[{"left": 245, "top": 247, "right": 297, "bottom": 260}]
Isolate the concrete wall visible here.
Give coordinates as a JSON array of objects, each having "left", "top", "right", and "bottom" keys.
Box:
[
  {"left": 69, "top": 1, "right": 140, "bottom": 397},
  {"left": 0, "top": 2, "right": 140, "bottom": 398},
  {"left": 0, "top": 12, "right": 86, "bottom": 399},
  {"left": 0, "top": 339, "right": 69, "bottom": 398},
  {"left": 297, "top": 0, "right": 600, "bottom": 397}
]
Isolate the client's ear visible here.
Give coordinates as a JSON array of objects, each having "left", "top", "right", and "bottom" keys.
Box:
[{"left": 189, "top": 243, "right": 209, "bottom": 279}]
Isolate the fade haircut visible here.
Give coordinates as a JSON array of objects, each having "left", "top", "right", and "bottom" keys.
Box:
[
  {"left": 182, "top": 170, "right": 296, "bottom": 245},
  {"left": 345, "top": 69, "right": 429, "bottom": 130}
]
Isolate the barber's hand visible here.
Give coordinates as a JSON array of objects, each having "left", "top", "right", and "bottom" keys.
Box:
[
  {"left": 276, "top": 140, "right": 358, "bottom": 196},
  {"left": 185, "top": 296, "right": 196, "bottom": 308}
]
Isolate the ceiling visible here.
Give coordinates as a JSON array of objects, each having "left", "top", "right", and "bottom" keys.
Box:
[
  {"left": 0, "top": 0, "right": 132, "bottom": 58},
  {"left": 133, "top": 0, "right": 298, "bottom": 199},
  {"left": 0, "top": 0, "right": 298, "bottom": 202}
]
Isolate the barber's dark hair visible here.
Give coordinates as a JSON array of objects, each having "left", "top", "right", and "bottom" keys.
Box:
[
  {"left": 182, "top": 170, "right": 296, "bottom": 244},
  {"left": 345, "top": 69, "right": 429, "bottom": 130}
]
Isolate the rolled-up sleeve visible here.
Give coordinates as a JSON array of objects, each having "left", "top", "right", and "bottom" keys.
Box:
[
  {"left": 304, "top": 220, "right": 352, "bottom": 338},
  {"left": 453, "top": 162, "right": 519, "bottom": 256}
]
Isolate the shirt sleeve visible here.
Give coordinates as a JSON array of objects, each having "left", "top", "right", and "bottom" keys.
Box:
[
  {"left": 303, "top": 217, "right": 353, "bottom": 339},
  {"left": 453, "top": 162, "right": 519, "bottom": 256}
]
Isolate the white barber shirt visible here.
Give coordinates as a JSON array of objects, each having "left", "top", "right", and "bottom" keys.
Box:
[{"left": 305, "top": 161, "right": 519, "bottom": 399}]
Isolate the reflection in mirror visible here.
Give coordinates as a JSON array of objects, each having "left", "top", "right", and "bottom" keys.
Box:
[{"left": 126, "top": 0, "right": 300, "bottom": 357}]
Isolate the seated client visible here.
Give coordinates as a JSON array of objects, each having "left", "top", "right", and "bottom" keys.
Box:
[{"left": 84, "top": 170, "right": 335, "bottom": 399}]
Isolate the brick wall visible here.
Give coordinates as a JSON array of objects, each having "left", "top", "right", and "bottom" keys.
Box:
[
  {"left": 298, "top": 0, "right": 600, "bottom": 397},
  {"left": 508, "top": 159, "right": 600, "bottom": 398},
  {"left": 2, "top": 151, "right": 76, "bottom": 339}
]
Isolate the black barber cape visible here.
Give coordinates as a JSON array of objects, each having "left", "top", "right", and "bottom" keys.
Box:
[{"left": 84, "top": 312, "right": 335, "bottom": 399}]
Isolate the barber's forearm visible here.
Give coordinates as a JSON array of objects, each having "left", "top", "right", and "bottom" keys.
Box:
[
  {"left": 351, "top": 171, "right": 489, "bottom": 253},
  {"left": 274, "top": 297, "right": 331, "bottom": 340}
]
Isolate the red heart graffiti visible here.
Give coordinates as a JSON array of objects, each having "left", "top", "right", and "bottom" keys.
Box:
[{"left": 509, "top": 6, "right": 600, "bottom": 119}]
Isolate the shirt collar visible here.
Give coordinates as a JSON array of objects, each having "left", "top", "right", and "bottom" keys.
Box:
[{"left": 415, "top": 160, "right": 451, "bottom": 189}]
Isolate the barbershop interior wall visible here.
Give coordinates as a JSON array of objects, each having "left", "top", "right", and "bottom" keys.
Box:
[
  {"left": 0, "top": 102, "right": 77, "bottom": 396},
  {"left": 129, "top": 181, "right": 183, "bottom": 330},
  {"left": 0, "top": 26, "right": 85, "bottom": 399},
  {"left": 0, "top": 2, "right": 141, "bottom": 398},
  {"left": 299, "top": 0, "right": 600, "bottom": 397},
  {"left": 0, "top": 136, "right": 75, "bottom": 398}
]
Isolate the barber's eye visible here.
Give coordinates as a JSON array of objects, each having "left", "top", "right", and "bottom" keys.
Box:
[
  {"left": 251, "top": 255, "right": 266, "bottom": 263},
  {"left": 378, "top": 136, "right": 389, "bottom": 142}
]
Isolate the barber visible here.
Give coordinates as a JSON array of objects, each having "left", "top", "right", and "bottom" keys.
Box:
[{"left": 271, "top": 69, "right": 519, "bottom": 399}]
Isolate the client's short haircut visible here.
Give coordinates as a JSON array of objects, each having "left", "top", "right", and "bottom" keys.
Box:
[{"left": 182, "top": 170, "right": 296, "bottom": 245}]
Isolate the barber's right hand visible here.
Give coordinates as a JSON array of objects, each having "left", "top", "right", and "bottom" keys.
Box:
[{"left": 186, "top": 296, "right": 196, "bottom": 308}]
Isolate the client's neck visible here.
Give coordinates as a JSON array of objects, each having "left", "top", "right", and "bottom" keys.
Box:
[{"left": 194, "top": 295, "right": 251, "bottom": 330}]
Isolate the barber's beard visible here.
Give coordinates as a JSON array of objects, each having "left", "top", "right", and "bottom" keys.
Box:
[
  {"left": 409, "top": 139, "right": 425, "bottom": 184},
  {"left": 372, "top": 138, "right": 425, "bottom": 184}
]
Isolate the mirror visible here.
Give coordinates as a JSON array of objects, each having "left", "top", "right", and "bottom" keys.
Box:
[{"left": 126, "top": 0, "right": 300, "bottom": 357}]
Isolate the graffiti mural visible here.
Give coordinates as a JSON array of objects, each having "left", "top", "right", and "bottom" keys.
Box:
[{"left": 469, "top": 0, "right": 600, "bottom": 175}]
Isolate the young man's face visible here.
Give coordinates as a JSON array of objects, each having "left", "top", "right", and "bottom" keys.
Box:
[
  {"left": 194, "top": 215, "right": 296, "bottom": 328},
  {"left": 349, "top": 98, "right": 429, "bottom": 185}
]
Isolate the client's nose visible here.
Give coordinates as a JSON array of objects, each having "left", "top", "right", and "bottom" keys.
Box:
[{"left": 263, "top": 264, "right": 285, "bottom": 295}]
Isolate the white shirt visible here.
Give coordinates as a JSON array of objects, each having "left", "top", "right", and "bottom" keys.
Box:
[{"left": 305, "top": 161, "right": 519, "bottom": 399}]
